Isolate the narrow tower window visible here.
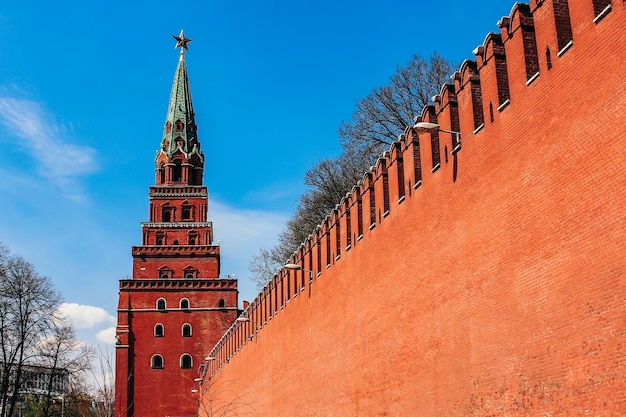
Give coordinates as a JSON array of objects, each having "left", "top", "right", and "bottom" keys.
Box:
[
  {"left": 157, "top": 298, "right": 166, "bottom": 310},
  {"left": 180, "top": 354, "right": 192, "bottom": 369},
  {"left": 218, "top": 299, "right": 226, "bottom": 309},
  {"left": 180, "top": 298, "right": 190, "bottom": 309},
  {"left": 175, "top": 120, "right": 184, "bottom": 131},
  {"left": 154, "top": 324, "right": 164, "bottom": 337},
  {"left": 173, "top": 161, "right": 182, "bottom": 182},
  {"left": 162, "top": 206, "right": 173, "bottom": 222},
  {"left": 182, "top": 324, "right": 192, "bottom": 337},
  {"left": 151, "top": 355, "right": 164, "bottom": 369}
]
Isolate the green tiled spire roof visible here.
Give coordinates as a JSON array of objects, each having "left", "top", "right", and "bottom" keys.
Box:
[{"left": 159, "top": 32, "right": 202, "bottom": 161}]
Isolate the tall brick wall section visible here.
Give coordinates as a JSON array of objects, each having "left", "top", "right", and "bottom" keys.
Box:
[{"left": 197, "top": 2, "right": 625, "bottom": 416}]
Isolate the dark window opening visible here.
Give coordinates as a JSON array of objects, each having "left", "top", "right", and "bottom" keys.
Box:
[
  {"left": 151, "top": 355, "right": 163, "bottom": 369},
  {"left": 154, "top": 324, "right": 164, "bottom": 337},
  {"left": 173, "top": 162, "right": 182, "bottom": 182},
  {"left": 218, "top": 298, "right": 226, "bottom": 309},
  {"left": 157, "top": 299, "right": 166, "bottom": 310},
  {"left": 180, "top": 354, "right": 192, "bottom": 369},
  {"left": 162, "top": 210, "right": 171, "bottom": 222},
  {"left": 182, "top": 324, "right": 192, "bottom": 337},
  {"left": 175, "top": 120, "right": 184, "bottom": 132},
  {"left": 180, "top": 299, "right": 190, "bottom": 309},
  {"left": 158, "top": 166, "right": 165, "bottom": 184}
]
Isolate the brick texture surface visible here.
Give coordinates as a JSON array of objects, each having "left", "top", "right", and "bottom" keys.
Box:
[{"left": 198, "top": 2, "right": 625, "bottom": 416}]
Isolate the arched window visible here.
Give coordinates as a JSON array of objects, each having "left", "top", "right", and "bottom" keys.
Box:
[
  {"left": 180, "top": 299, "right": 190, "bottom": 309},
  {"left": 159, "top": 267, "right": 173, "bottom": 279},
  {"left": 162, "top": 207, "right": 172, "bottom": 222},
  {"left": 182, "top": 206, "right": 192, "bottom": 220},
  {"left": 182, "top": 323, "right": 192, "bottom": 337},
  {"left": 218, "top": 298, "right": 225, "bottom": 309},
  {"left": 157, "top": 298, "right": 166, "bottom": 310},
  {"left": 151, "top": 355, "right": 163, "bottom": 369},
  {"left": 158, "top": 163, "right": 165, "bottom": 184},
  {"left": 173, "top": 161, "right": 182, "bottom": 182},
  {"left": 175, "top": 120, "right": 184, "bottom": 132},
  {"left": 180, "top": 354, "right": 192, "bottom": 369},
  {"left": 154, "top": 323, "right": 164, "bottom": 337}
]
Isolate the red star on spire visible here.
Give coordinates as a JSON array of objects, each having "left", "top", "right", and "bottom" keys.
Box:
[{"left": 173, "top": 30, "right": 192, "bottom": 51}]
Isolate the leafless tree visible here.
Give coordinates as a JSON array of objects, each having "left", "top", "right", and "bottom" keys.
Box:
[
  {"left": 249, "top": 147, "right": 370, "bottom": 287},
  {"left": 197, "top": 379, "right": 255, "bottom": 417},
  {"left": 339, "top": 53, "right": 453, "bottom": 158},
  {"left": 0, "top": 246, "right": 62, "bottom": 417},
  {"left": 249, "top": 54, "right": 453, "bottom": 287},
  {"left": 88, "top": 347, "right": 114, "bottom": 417},
  {"left": 37, "top": 324, "right": 94, "bottom": 417}
]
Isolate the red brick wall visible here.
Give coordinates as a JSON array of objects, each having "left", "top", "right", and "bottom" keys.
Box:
[{"left": 198, "top": 2, "right": 626, "bottom": 416}]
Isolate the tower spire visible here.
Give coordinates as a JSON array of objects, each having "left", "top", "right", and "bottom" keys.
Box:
[{"left": 156, "top": 31, "right": 204, "bottom": 186}]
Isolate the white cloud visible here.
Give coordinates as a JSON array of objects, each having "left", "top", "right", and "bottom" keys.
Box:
[
  {"left": 59, "top": 303, "right": 115, "bottom": 329},
  {"left": 96, "top": 327, "right": 117, "bottom": 345},
  {"left": 0, "top": 93, "right": 98, "bottom": 194},
  {"left": 210, "top": 200, "right": 289, "bottom": 300}
]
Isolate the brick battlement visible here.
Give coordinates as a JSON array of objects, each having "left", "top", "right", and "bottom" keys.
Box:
[{"left": 199, "top": 2, "right": 625, "bottom": 415}]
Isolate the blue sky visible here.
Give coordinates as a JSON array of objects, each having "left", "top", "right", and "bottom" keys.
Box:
[{"left": 0, "top": 0, "right": 508, "bottom": 348}]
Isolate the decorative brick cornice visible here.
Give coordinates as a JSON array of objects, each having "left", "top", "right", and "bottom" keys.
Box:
[
  {"left": 140, "top": 221, "right": 213, "bottom": 228},
  {"left": 149, "top": 185, "right": 207, "bottom": 197},
  {"left": 118, "top": 278, "right": 236, "bottom": 290},
  {"left": 131, "top": 244, "right": 219, "bottom": 257}
]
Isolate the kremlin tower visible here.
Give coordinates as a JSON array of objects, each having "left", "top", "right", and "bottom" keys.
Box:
[{"left": 115, "top": 32, "right": 238, "bottom": 417}]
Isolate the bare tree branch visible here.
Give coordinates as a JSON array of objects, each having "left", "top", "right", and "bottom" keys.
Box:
[{"left": 248, "top": 53, "right": 453, "bottom": 287}]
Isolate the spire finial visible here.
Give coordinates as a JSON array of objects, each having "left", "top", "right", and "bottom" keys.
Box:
[{"left": 173, "top": 30, "right": 192, "bottom": 59}]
